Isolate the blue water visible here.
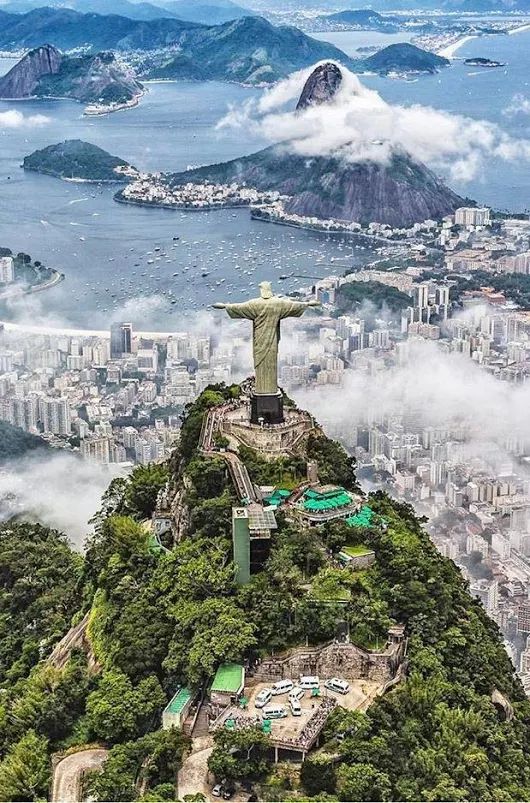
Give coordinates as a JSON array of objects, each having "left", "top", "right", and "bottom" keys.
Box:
[
  {"left": 0, "top": 28, "right": 529, "bottom": 327},
  {"left": 362, "top": 31, "right": 530, "bottom": 209}
]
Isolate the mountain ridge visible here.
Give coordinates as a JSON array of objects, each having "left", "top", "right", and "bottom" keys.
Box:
[
  {"left": 157, "top": 61, "right": 463, "bottom": 228},
  {"left": 0, "top": 43, "right": 143, "bottom": 103},
  {"left": 0, "top": 9, "right": 358, "bottom": 83}
]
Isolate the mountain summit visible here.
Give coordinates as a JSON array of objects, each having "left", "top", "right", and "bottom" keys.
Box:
[
  {"left": 161, "top": 62, "right": 465, "bottom": 228},
  {"left": 296, "top": 61, "right": 343, "bottom": 110}
]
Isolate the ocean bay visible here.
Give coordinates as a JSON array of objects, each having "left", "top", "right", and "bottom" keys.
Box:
[{"left": 0, "top": 29, "right": 530, "bottom": 328}]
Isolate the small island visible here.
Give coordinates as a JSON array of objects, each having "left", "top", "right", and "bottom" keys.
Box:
[
  {"left": 361, "top": 43, "right": 450, "bottom": 75},
  {"left": 464, "top": 57, "right": 506, "bottom": 67},
  {"left": 23, "top": 140, "right": 138, "bottom": 183}
]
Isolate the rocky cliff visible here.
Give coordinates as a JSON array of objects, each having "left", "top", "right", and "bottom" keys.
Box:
[
  {"left": 0, "top": 44, "right": 62, "bottom": 98},
  {"left": 0, "top": 45, "right": 143, "bottom": 104},
  {"left": 296, "top": 61, "right": 342, "bottom": 110}
]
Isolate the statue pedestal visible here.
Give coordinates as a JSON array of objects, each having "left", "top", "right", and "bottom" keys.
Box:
[{"left": 250, "top": 392, "right": 284, "bottom": 425}]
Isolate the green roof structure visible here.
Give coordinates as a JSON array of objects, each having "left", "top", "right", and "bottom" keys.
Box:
[
  {"left": 166, "top": 687, "right": 192, "bottom": 715},
  {"left": 264, "top": 489, "right": 291, "bottom": 507},
  {"left": 346, "top": 505, "right": 375, "bottom": 528},
  {"left": 301, "top": 487, "right": 353, "bottom": 512},
  {"left": 162, "top": 686, "right": 193, "bottom": 730},
  {"left": 211, "top": 663, "right": 244, "bottom": 695}
]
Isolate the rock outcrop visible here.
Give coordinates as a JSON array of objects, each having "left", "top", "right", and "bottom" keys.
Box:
[
  {"left": 0, "top": 44, "right": 62, "bottom": 98},
  {"left": 296, "top": 61, "right": 343, "bottom": 110},
  {"left": 0, "top": 46, "right": 142, "bottom": 104}
]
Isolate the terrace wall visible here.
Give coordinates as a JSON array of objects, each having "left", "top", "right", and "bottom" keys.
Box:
[{"left": 253, "top": 629, "right": 406, "bottom": 684}]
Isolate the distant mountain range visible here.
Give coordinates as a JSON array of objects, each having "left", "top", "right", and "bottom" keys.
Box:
[
  {"left": 316, "top": 9, "right": 401, "bottom": 32},
  {"left": 0, "top": 12, "right": 357, "bottom": 84},
  {"left": 0, "top": 44, "right": 142, "bottom": 103},
  {"left": 156, "top": 61, "right": 464, "bottom": 227},
  {"left": 0, "top": 0, "right": 255, "bottom": 24}
]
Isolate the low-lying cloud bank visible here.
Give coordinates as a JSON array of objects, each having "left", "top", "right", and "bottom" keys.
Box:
[
  {"left": 0, "top": 109, "right": 50, "bottom": 128},
  {"left": 219, "top": 62, "right": 530, "bottom": 182},
  {"left": 0, "top": 452, "right": 124, "bottom": 547},
  {"left": 294, "top": 336, "right": 530, "bottom": 472}
]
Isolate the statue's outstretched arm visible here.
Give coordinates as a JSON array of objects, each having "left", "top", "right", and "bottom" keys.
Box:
[{"left": 212, "top": 300, "right": 256, "bottom": 320}]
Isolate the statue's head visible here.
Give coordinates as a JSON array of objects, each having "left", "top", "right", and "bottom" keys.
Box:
[{"left": 259, "top": 281, "right": 273, "bottom": 300}]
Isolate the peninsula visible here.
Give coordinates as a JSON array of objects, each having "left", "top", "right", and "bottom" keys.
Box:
[
  {"left": 0, "top": 247, "right": 64, "bottom": 299},
  {"left": 0, "top": 45, "right": 143, "bottom": 112}
]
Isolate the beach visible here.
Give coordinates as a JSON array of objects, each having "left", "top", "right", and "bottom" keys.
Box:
[{"left": 437, "top": 34, "right": 478, "bottom": 59}]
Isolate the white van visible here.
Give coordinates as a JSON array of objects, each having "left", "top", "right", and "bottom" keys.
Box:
[
  {"left": 324, "top": 677, "right": 350, "bottom": 695},
  {"left": 299, "top": 675, "right": 320, "bottom": 690},
  {"left": 254, "top": 688, "right": 273, "bottom": 709},
  {"left": 288, "top": 686, "right": 305, "bottom": 702},
  {"left": 271, "top": 679, "right": 294, "bottom": 696},
  {"left": 289, "top": 697, "right": 302, "bottom": 716},
  {"left": 262, "top": 704, "right": 287, "bottom": 719}
]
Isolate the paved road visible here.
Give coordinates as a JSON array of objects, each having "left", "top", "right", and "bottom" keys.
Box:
[
  {"left": 52, "top": 749, "right": 108, "bottom": 802},
  {"left": 177, "top": 737, "right": 214, "bottom": 802}
]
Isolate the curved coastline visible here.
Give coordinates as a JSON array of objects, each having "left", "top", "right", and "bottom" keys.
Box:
[{"left": 0, "top": 269, "right": 64, "bottom": 301}]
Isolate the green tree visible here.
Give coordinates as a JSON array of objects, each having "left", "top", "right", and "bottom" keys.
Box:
[
  {"left": 301, "top": 754, "right": 337, "bottom": 795},
  {"left": 124, "top": 464, "right": 170, "bottom": 520},
  {"left": 336, "top": 763, "right": 391, "bottom": 801},
  {"left": 86, "top": 670, "right": 165, "bottom": 743},
  {"left": 208, "top": 727, "right": 271, "bottom": 782},
  {"left": 164, "top": 598, "right": 256, "bottom": 685},
  {"left": 85, "top": 729, "right": 188, "bottom": 802},
  {"left": 0, "top": 730, "right": 50, "bottom": 802},
  {"left": 0, "top": 522, "right": 82, "bottom": 685}
]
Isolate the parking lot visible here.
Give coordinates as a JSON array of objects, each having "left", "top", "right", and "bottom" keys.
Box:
[{"left": 242, "top": 678, "right": 382, "bottom": 742}]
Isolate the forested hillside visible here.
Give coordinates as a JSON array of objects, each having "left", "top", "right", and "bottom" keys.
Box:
[{"left": 0, "top": 385, "right": 528, "bottom": 800}]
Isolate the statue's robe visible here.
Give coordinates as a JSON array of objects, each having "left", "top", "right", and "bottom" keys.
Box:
[{"left": 223, "top": 296, "right": 309, "bottom": 395}]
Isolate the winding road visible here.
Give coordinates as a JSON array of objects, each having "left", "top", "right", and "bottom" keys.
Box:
[{"left": 52, "top": 748, "right": 108, "bottom": 803}]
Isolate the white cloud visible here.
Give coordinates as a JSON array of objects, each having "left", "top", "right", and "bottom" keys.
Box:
[
  {"left": 292, "top": 334, "right": 530, "bottom": 475},
  {"left": 0, "top": 452, "right": 125, "bottom": 547},
  {"left": 0, "top": 109, "right": 50, "bottom": 128},
  {"left": 218, "top": 60, "right": 530, "bottom": 183},
  {"left": 503, "top": 94, "right": 530, "bottom": 117}
]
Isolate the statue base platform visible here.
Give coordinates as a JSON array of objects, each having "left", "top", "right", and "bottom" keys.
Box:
[
  {"left": 209, "top": 401, "right": 317, "bottom": 458},
  {"left": 250, "top": 392, "right": 284, "bottom": 425}
]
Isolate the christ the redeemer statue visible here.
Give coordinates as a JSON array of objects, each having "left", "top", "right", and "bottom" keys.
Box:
[{"left": 214, "top": 281, "right": 320, "bottom": 424}]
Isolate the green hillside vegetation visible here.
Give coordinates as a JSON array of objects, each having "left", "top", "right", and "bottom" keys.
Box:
[
  {"left": 336, "top": 280, "right": 412, "bottom": 313},
  {"left": 0, "top": 420, "right": 49, "bottom": 462},
  {"left": 0, "top": 10, "right": 356, "bottom": 85},
  {"left": 23, "top": 140, "right": 133, "bottom": 182},
  {"left": 449, "top": 269, "right": 530, "bottom": 310},
  {"left": 0, "top": 386, "right": 529, "bottom": 800}
]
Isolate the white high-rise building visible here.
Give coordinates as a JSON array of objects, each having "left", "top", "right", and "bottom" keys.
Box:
[
  {"left": 39, "top": 396, "right": 71, "bottom": 435},
  {"left": 0, "top": 257, "right": 14, "bottom": 284},
  {"left": 455, "top": 207, "right": 491, "bottom": 227}
]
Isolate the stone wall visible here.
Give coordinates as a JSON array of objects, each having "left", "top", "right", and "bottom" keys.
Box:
[{"left": 253, "top": 632, "right": 406, "bottom": 685}]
